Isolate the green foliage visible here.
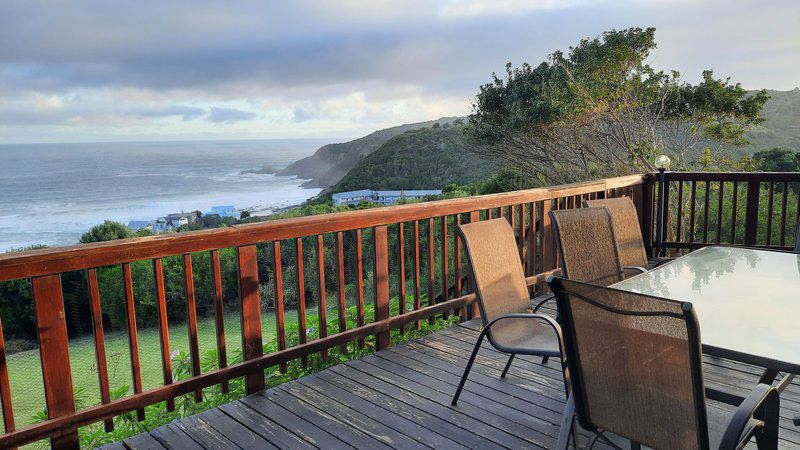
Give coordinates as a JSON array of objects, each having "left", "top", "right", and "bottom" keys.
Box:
[
  {"left": 281, "top": 117, "right": 460, "bottom": 189},
  {"left": 667, "top": 181, "right": 798, "bottom": 249},
  {"left": 80, "top": 221, "right": 134, "bottom": 243},
  {"left": 328, "top": 126, "right": 498, "bottom": 195},
  {"left": 177, "top": 214, "right": 237, "bottom": 232},
  {"left": 466, "top": 27, "right": 769, "bottom": 182},
  {"left": 753, "top": 148, "right": 800, "bottom": 172},
  {"left": 477, "top": 168, "right": 539, "bottom": 194}
]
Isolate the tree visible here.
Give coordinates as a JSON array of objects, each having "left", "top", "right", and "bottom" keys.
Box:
[
  {"left": 753, "top": 148, "right": 800, "bottom": 172},
  {"left": 240, "top": 210, "right": 251, "bottom": 219},
  {"left": 465, "top": 27, "right": 769, "bottom": 184},
  {"left": 79, "top": 220, "right": 134, "bottom": 243}
]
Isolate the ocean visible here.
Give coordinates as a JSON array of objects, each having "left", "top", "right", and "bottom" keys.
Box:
[{"left": 0, "top": 139, "right": 329, "bottom": 252}]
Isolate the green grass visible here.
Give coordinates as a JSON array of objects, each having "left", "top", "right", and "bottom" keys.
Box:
[
  {"left": 4, "top": 309, "right": 297, "bottom": 429},
  {"left": 2, "top": 294, "right": 448, "bottom": 448}
]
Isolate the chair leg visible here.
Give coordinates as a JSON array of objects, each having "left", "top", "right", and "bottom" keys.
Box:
[
  {"left": 501, "top": 354, "right": 515, "bottom": 378},
  {"left": 451, "top": 329, "right": 488, "bottom": 406},
  {"left": 755, "top": 390, "right": 780, "bottom": 449},
  {"left": 556, "top": 393, "right": 577, "bottom": 450},
  {"left": 630, "top": 442, "right": 642, "bottom": 450},
  {"left": 542, "top": 356, "right": 549, "bottom": 364}
]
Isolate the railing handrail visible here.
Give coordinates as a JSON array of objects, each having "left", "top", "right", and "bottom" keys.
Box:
[
  {"left": 663, "top": 171, "right": 800, "bottom": 182},
  {"left": 0, "top": 174, "right": 647, "bottom": 282}
]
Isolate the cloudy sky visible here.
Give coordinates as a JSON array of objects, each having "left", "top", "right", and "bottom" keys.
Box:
[{"left": 1, "top": 0, "right": 798, "bottom": 144}]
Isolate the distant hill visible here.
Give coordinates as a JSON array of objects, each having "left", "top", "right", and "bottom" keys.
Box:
[
  {"left": 279, "top": 117, "right": 460, "bottom": 188},
  {"left": 742, "top": 88, "right": 800, "bottom": 152},
  {"left": 325, "top": 124, "right": 498, "bottom": 195}
]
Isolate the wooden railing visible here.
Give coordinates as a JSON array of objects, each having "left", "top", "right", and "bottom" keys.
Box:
[
  {"left": 0, "top": 174, "right": 650, "bottom": 448},
  {"left": 657, "top": 172, "right": 800, "bottom": 253}
]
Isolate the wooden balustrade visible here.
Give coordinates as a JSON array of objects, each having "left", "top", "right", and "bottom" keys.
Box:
[
  {"left": 658, "top": 172, "right": 800, "bottom": 252},
  {"left": 0, "top": 174, "right": 648, "bottom": 448}
]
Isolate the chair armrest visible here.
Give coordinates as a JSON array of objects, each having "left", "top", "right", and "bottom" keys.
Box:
[
  {"left": 485, "top": 313, "right": 561, "bottom": 335},
  {"left": 483, "top": 313, "right": 564, "bottom": 356},
  {"left": 532, "top": 295, "right": 556, "bottom": 312},
  {"left": 720, "top": 383, "right": 780, "bottom": 449}
]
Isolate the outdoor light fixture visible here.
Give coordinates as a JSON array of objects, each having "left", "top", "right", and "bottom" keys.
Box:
[
  {"left": 655, "top": 154, "right": 671, "bottom": 171},
  {"left": 654, "top": 154, "right": 671, "bottom": 256}
]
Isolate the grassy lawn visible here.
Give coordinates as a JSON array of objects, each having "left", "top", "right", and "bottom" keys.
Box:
[{"left": 3, "top": 309, "right": 297, "bottom": 429}]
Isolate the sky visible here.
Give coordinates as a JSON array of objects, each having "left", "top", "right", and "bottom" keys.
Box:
[{"left": 1, "top": 0, "right": 798, "bottom": 144}]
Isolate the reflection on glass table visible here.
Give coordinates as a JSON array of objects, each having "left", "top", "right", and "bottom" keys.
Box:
[{"left": 613, "top": 246, "right": 800, "bottom": 376}]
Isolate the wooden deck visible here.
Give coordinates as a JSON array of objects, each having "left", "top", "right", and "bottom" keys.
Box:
[{"left": 103, "top": 315, "right": 800, "bottom": 450}]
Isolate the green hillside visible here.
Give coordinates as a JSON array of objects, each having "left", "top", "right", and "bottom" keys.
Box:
[
  {"left": 279, "top": 117, "right": 459, "bottom": 188},
  {"left": 743, "top": 88, "right": 800, "bottom": 151},
  {"left": 327, "top": 124, "right": 498, "bottom": 195}
]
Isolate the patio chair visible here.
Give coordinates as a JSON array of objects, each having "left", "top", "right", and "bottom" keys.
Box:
[
  {"left": 584, "top": 196, "right": 672, "bottom": 270},
  {"left": 548, "top": 276, "right": 781, "bottom": 450},
  {"left": 549, "top": 206, "right": 637, "bottom": 286},
  {"left": 451, "top": 218, "right": 565, "bottom": 406}
]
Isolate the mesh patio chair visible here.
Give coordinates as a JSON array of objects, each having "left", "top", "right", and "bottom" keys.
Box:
[
  {"left": 584, "top": 196, "right": 672, "bottom": 271},
  {"left": 451, "top": 218, "right": 565, "bottom": 406},
  {"left": 548, "top": 276, "right": 781, "bottom": 450},
  {"left": 549, "top": 206, "right": 637, "bottom": 286}
]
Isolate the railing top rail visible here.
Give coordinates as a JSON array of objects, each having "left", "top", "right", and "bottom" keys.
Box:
[
  {"left": 0, "top": 174, "right": 646, "bottom": 281},
  {"left": 663, "top": 172, "right": 800, "bottom": 182}
]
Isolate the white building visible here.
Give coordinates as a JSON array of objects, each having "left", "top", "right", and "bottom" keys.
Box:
[
  {"left": 332, "top": 189, "right": 442, "bottom": 206},
  {"left": 150, "top": 211, "right": 200, "bottom": 232}
]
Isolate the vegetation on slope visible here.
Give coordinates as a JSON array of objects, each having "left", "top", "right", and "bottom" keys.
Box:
[
  {"left": 279, "top": 117, "right": 460, "bottom": 188},
  {"left": 744, "top": 89, "right": 800, "bottom": 152},
  {"left": 326, "top": 124, "right": 498, "bottom": 195}
]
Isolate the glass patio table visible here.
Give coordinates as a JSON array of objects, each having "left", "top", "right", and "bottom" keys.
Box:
[{"left": 613, "top": 246, "right": 800, "bottom": 381}]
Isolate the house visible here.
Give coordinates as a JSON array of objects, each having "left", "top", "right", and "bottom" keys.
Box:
[
  {"left": 332, "top": 189, "right": 442, "bottom": 206},
  {"left": 152, "top": 217, "right": 171, "bottom": 232},
  {"left": 166, "top": 212, "right": 199, "bottom": 227},
  {"left": 207, "top": 205, "right": 237, "bottom": 218},
  {"left": 127, "top": 220, "right": 153, "bottom": 232},
  {"left": 150, "top": 211, "right": 200, "bottom": 233}
]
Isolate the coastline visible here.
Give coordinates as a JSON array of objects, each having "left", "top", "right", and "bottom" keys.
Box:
[{"left": 0, "top": 139, "right": 329, "bottom": 252}]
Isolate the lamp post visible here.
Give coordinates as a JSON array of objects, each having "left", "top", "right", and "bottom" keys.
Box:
[{"left": 654, "top": 155, "right": 671, "bottom": 257}]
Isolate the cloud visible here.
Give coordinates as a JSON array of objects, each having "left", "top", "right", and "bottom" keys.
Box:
[
  {"left": 0, "top": 0, "right": 798, "bottom": 142},
  {"left": 134, "top": 105, "right": 206, "bottom": 121},
  {"left": 207, "top": 107, "right": 257, "bottom": 123}
]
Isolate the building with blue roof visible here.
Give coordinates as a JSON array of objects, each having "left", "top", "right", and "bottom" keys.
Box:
[
  {"left": 207, "top": 205, "right": 238, "bottom": 218},
  {"left": 332, "top": 189, "right": 442, "bottom": 206}
]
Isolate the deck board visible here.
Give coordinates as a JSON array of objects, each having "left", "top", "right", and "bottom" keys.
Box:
[{"left": 106, "top": 316, "right": 800, "bottom": 449}]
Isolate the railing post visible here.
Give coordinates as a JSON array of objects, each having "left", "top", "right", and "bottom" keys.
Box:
[
  {"left": 541, "top": 200, "right": 556, "bottom": 291},
  {"left": 467, "top": 211, "right": 481, "bottom": 318},
  {"left": 655, "top": 168, "right": 667, "bottom": 256},
  {"left": 31, "top": 275, "right": 79, "bottom": 449},
  {"left": 638, "top": 175, "right": 655, "bottom": 255},
  {"left": 237, "top": 245, "right": 264, "bottom": 394},
  {"left": 744, "top": 181, "right": 761, "bottom": 246},
  {"left": 373, "top": 225, "right": 391, "bottom": 350}
]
